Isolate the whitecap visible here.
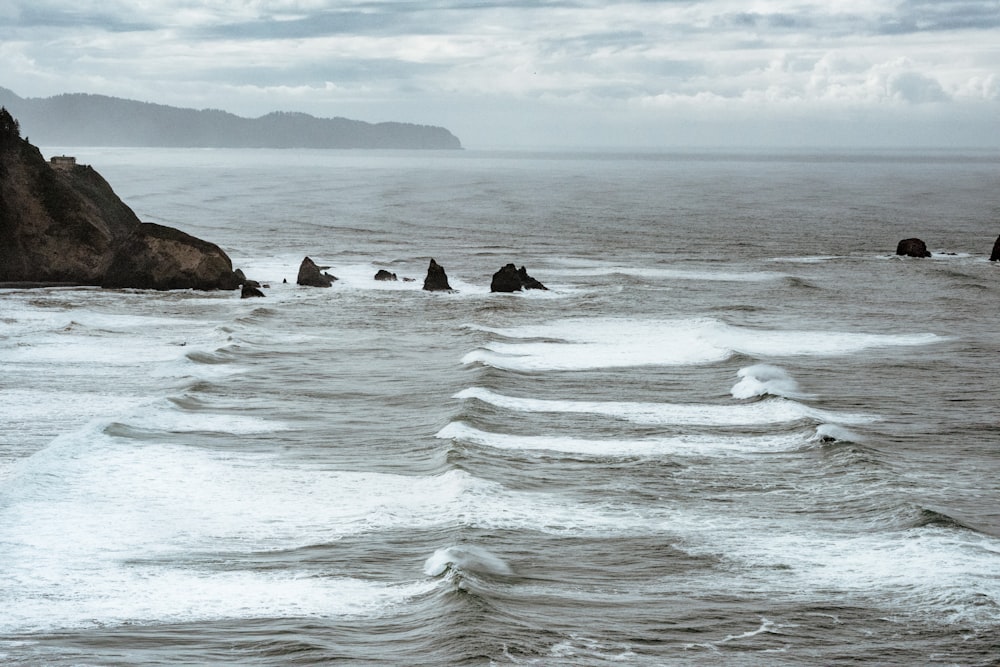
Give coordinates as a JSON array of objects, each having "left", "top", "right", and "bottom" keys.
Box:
[
  {"left": 811, "top": 423, "right": 864, "bottom": 443},
  {"left": 731, "top": 364, "right": 812, "bottom": 400},
  {"left": 454, "top": 387, "right": 876, "bottom": 426},
  {"left": 768, "top": 255, "right": 843, "bottom": 263},
  {"left": 423, "top": 544, "right": 513, "bottom": 577},
  {"left": 544, "top": 265, "right": 787, "bottom": 282},
  {"left": 437, "top": 421, "right": 807, "bottom": 457},
  {"left": 462, "top": 318, "right": 941, "bottom": 372}
]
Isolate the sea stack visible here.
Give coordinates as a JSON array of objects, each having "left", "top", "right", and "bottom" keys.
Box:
[
  {"left": 0, "top": 108, "right": 241, "bottom": 290},
  {"left": 422, "top": 259, "right": 452, "bottom": 291},
  {"left": 896, "top": 238, "right": 931, "bottom": 258},
  {"left": 491, "top": 263, "right": 547, "bottom": 292},
  {"left": 296, "top": 256, "right": 337, "bottom": 287},
  {"left": 990, "top": 235, "right": 1000, "bottom": 261}
]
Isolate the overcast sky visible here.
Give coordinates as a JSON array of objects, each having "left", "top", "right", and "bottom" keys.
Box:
[{"left": 2, "top": 0, "right": 998, "bottom": 148}]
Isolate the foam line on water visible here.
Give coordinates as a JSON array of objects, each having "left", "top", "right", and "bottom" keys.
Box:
[
  {"left": 768, "top": 255, "right": 843, "bottom": 263},
  {"left": 544, "top": 266, "right": 788, "bottom": 282},
  {"left": 463, "top": 318, "right": 942, "bottom": 371},
  {"left": 0, "top": 568, "right": 437, "bottom": 633},
  {"left": 120, "top": 410, "right": 290, "bottom": 435},
  {"left": 455, "top": 387, "right": 876, "bottom": 426},
  {"left": 437, "top": 422, "right": 808, "bottom": 457}
]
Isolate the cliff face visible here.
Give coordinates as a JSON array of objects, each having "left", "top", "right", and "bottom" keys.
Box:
[{"left": 0, "top": 108, "right": 240, "bottom": 290}]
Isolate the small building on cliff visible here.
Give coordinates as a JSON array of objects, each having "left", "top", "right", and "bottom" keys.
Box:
[{"left": 49, "top": 155, "right": 77, "bottom": 170}]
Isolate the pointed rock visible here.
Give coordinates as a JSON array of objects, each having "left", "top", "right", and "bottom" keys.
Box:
[
  {"left": 422, "top": 259, "right": 452, "bottom": 291},
  {"left": 990, "top": 235, "right": 1000, "bottom": 261},
  {"left": 297, "top": 256, "right": 337, "bottom": 287}
]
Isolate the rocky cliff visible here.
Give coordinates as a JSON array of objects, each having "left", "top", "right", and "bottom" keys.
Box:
[{"left": 0, "top": 108, "right": 240, "bottom": 290}]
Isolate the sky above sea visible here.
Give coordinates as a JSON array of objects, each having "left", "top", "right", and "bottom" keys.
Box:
[{"left": 2, "top": 0, "right": 998, "bottom": 149}]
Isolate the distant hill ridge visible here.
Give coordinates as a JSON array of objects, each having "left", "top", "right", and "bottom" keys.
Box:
[{"left": 0, "top": 87, "right": 462, "bottom": 149}]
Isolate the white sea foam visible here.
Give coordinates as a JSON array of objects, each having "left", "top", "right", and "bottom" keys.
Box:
[
  {"left": 811, "top": 423, "right": 864, "bottom": 443},
  {"left": 0, "top": 566, "right": 436, "bottom": 633},
  {"left": 437, "top": 421, "right": 807, "bottom": 457},
  {"left": 454, "top": 387, "right": 876, "bottom": 426},
  {"left": 120, "top": 410, "right": 290, "bottom": 435},
  {"left": 768, "top": 255, "right": 843, "bottom": 263},
  {"left": 544, "top": 265, "right": 787, "bottom": 282},
  {"left": 463, "top": 318, "right": 942, "bottom": 371},
  {"left": 0, "top": 427, "right": 668, "bottom": 632},
  {"left": 678, "top": 514, "right": 1000, "bottom": 627},
  {"left": 731, "top": 364, "right": 812, "bottom": 400},
  {"left": 324, "top": 262, "right": 425, "bottom": 291},
  {"left": 423, "top": 545, "right": 513, "bottom": 577}
]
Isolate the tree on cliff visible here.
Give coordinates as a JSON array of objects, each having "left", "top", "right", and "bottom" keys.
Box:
[{"left": 0, "top": 107, "right": 21, "bottom": 147}]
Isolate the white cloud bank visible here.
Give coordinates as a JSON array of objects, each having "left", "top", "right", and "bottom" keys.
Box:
[{"left": 2, "top": 0, "right": 998, "bottom": 148}]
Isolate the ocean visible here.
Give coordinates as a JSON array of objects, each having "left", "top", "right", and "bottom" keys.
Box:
[{"left": 1, "top": 147, "right": 998, "bottom": 665}]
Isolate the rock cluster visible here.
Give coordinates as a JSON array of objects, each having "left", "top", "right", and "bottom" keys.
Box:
[{"left": 491, "top": 263, "right": 547, "bottom": 292}]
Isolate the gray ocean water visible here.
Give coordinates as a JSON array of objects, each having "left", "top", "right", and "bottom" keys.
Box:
[{"left": 1, "top": 148, "right": 999, "bottom": 666}]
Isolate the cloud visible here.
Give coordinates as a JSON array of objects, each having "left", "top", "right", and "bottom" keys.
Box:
[
  {"left": 880, "top": 0, "right": 1000, "bottom": 34},
  {"left": 1, "top": 0, "right": 997, "bottom": 147}
]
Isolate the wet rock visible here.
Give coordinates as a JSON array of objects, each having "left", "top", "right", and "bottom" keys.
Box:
[
  {"left": 241, "top": 284, "right": 265, "bottom": 298},
  {"left": 896, "top": 238, "right": 931, "bottom": 258},
  {"left": 990, "top": 235, "right": 1000, "bottom": 261},
  {"left": 297, "top": 256, "right": 337, "bottom": 287},
  {"left": 422, "top": 258, "right": 452, "bottom": 291},
  {"left": 374, "top": 269, "right": 398, "bottom": 281},
  {"left": 491, "top": 263, "right": 548, "bottom": 292}
]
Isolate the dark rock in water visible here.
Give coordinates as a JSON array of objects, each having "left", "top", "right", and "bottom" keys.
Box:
[
  {"left": 374, "top": 269, "right": 398, "bottom": 281},
  {"left": 990, "top": 235, "right": 1000, "bottom": 261},
  {"left": 297, "top": 256, "right": 337, "bottom": 287},
  {"left": 243, "top": 279, "right": 261, "bottom": 289},
  {"left": 491, "top": 264, "right": 522, "bottom": 292},
  {"left": 422, "top": 258, "right": 452, "bottom": 291},
  {"left": 491, "top": 263, "right": 548, "bottom": 292},
  {"left": 896, "top": 238, "right": 931, "bottom": 258},
  {"left": 0, "top": 108, "right": 240, "bottom": 290},
  {"left": 517, "top": 265, "right": 546, "bottom": 290},
  {"left": 241, "top": 284, "right": 265, "bottom": 298}
]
